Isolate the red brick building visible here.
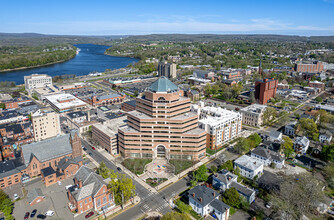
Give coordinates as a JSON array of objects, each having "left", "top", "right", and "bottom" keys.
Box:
[
  {"left": 1, "top": 97, "right": 32, "bottom": 110},
  {"left": 67, "top": 166, "right": 114, "bottom": 214},
  {"left": 295, "top": 61, "right": 323, "bottom": 73},
  {"left": 85, "top": 93, "right": 126, "bottom": 107},
  {"left": 255, "top": 78, "right": 278, "bottom": 104},
  {"left": 309, "top": 80, "right": 325, "bottom": 91}
]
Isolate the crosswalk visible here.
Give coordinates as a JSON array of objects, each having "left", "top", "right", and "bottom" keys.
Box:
[
  {"left": 141, "top": 192, "right": 156, "bottom": 200},
  {"left": 155, "top": 202, "right": 169, "bottom": 212}
]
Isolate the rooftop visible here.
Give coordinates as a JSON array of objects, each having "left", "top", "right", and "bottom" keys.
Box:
[
  {"left": 147, "top": 77, "right": 179, "bottom": 93},
  {"left": 44, "top": 93, "right": 86, "bottom": 111},
  {"left": 240, "top": 104, "right": 267, "bottom": 114},
  {"left": 234, "top": 155, "right": 263, "bottom": 171}
]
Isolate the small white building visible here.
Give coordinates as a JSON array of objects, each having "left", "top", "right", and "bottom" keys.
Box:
[
  {"left": 234, "top": 155, "right": 264, "bottom": 179},
  {"left": 319, "top": 130, "right": 332, "bottom": 143},
  {"left": 269, "top": 131, "right": 282, "bottom": 143},
  {"left": 294, "top": 136, "right": 310, "bottom": 154},
  {"left": 188, "top": 185, "right": 230, "bottom": 220},
  {"left": 284, "top": 121, "right": 297, "bottom": 137},
  {"left": 250, "top": 147, "right": 285, "bottom": 169}
]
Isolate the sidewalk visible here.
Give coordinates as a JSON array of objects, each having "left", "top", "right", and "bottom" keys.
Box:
[{"left": 97, "top": 148, "right": 157, "bottom": 193}]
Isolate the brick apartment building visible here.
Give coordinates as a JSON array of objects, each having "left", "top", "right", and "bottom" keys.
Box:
[
  {"left": 309, "top": 80, "right": 325, "bottom": 91},
  {"left": 1, "top": 96, "right": 32, "bottom": 110},
  {"left": 118, "top": 77, "right": 207, "bottom": 161},
  {"left": 255, "top": 78, "right": 278, "bottom": 104},
  {"left": 0, "top": 131, "right": 82, "bottom": 189},
  {"left": 67, "top": 166, "right": 114, "bottom": 214},
  {"left": 295, "top": 61, "right": 323, "bottom": 73}
]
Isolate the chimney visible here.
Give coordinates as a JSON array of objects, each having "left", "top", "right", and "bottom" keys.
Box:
[
  {"left": 213, "top": 192, "right": 215, "bottom": 196},
  {"left": 78, "top": 179, "right": 83, "bottom": 188},
  {"left": 254, "top": 162, "right": 256, "bottom": 165},
  {"left": 87, "top": 111, "right": 90, "bottom": 121},
  {"left": 192, "top": 193, "right": 195, "bottom": 197},
  {"left": 199, "top": 197, "right": 203, "bottom": 203}
]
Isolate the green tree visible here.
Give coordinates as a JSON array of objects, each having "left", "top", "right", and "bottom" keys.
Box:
[
  {"left": 281, "top": 136, "right": 294, "bottom": 158},
  {"left": 204, "top": 83, "right": 212, "bottom": 96},
  {"left": 0, "top": 190, "right": 14, "bottom": 220},
  {"left": 219, "top": 160, "right": 233, "bottom": 172},
  {"left": 175, "top": 199, "right": 192, "bottom": 213},
  {"left": 108, "top": 173, "right": 136, "bottom": 207},
  {"left": 248, "top": 133, "right": 262, "bottom": 147},
  {"left": 278, "top": 111, "right": 290, "bottom": 126},
  {"left": 234, "top": 137, "right": 250, "bottom": 154},
  {"left": 210, "top": 165, "right": 217, "bottom": 174},
  {"left": 222, "top": 187, "right": 240, "bottom": 207},
  {"left": 162, "top": 212, "right": 191, "bottom": 220},
  {"left": 321, "top": 144, "right": 334, "bottom": 162},
  {"left": 249, "top": 91, "right": 255, "bottom": 103},
  {"left": 194, "top": 164, "right": 208, "bottom": 182},
  {"left": 96, "top": 162, "right": 110, "bottom": 179},
  {"left": 315, "top": 96, "right": 323, "bottom": 103},
  {"left": 296, "top": 118, "right": 319, "bottom": 141},
  {"left": 263, "top": 107, "right": 277, "bottom": 126},
  {"left": 0, "top": 103, "right": 5, "bottom": 109}
]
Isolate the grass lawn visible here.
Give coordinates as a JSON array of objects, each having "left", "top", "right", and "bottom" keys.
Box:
[
  {"left": 122, "top": 158, "right": 152, "bottom": 175},
  {"left": 169, "top": 159, "right": 197, "bottom": 174},
  {"left": 206, "top": 144, "right": 228, "bottom": 156},
  {"left": 189, "top": 210, "right": 202, "bottom": 220},
  {"left": 146, "top": 178, "right": 168, "bottom": 187},
  {"left": 229, "top": 207, "right": 236, "bottom": 216}
]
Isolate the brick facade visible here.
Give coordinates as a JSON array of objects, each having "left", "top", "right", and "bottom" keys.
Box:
[{"left": 255, "top": 78, "right": 278, "bottom": 104}]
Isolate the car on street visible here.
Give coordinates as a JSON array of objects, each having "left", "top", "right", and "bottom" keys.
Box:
[
  {"left": 83, "top": 147, "right": 87, "bottom": 151},
  {"left": 88, "top": 152, "right": 93, "bottom": 156},
  {"left": 37, "top": 214, "right": 46, "bottom": 219},
  {"left": 30, "top": 209, "right": 37, "bottom": 218},
  {"left": 85, "top": 211, "right": 94, "bottom": 218},
  {"left": 24, "top": 212, "right": 30, "bottom": 219},
  {"left": 13, "top": 193, "right": 19, "bottom": 200},
  {"left": 45, "top": 211, "right": 54, "bottom": 217},
  {"left": 117, "top": 167, "right": 122, "bottom": 172},
  {"left": 91, "top": 147, "right": 95, "bottom": 150}
]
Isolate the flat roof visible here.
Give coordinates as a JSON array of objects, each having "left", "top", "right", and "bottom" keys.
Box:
[{"left": 44, "top": 93, "right": 86, "bottom": 110}]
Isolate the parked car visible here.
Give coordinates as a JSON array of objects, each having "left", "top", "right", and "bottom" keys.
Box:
[
  {"left": 37, "top": 214, "right": 46, "bottom": 219},
  {"left": 91, "top": 147, "right": 96, "bottom": 150},
  {"left": 85, "top": 211, "right": 94, "bottom": 218},
  {"left": 45, "top": 211, "right": 54, "bottom": 217},
  {"left": 13, "top": 193, "right": 19, "bottom": 200},
  {"left": 57, "top": 181, "right": 62, "bottom": 186},
  {"left": 88, "top": 152, "right": 93, "bottom": 156},
  {"left": 265, "top": 202, "right": 272, "bottom": 209},
  {"left": 24, "top": 212, "right": 30, "bottom": 219},
  {"left": 117, "top": 167, "right": 122, "bottom": 172},
  {"left": 83, "top": 147, "right": 87, "bottom": 151},
  {"left": 30, "top": 209, "right": 37, "bottom": 218}
]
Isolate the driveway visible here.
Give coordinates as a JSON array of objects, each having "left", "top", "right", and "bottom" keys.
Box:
[{"left": 230, "top": 210, "right": 251, "bottom": 220}]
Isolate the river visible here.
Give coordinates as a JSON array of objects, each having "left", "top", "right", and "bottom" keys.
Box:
[{"left": 0, "top": 44, "right": 138, "bottom": 84}]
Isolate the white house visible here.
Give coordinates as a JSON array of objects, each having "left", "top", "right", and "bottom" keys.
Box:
[
  {"left": 212, "top": 170, "right": 256, "bottom": 203},
  {"left": 269, "top": 131, "right": 282, "bottom": 143},
  {"left": 294, "top": 136, "right": 310, "bottom": 154},
  {"left": 188, "top": 185, "right": 230, "bottom": 220},
  {"left": 234, "top": 155, "right": 264, "bottom": 179},
  {"left": 319, "top": 130, "right": 332, "bottom": 143},
  {"left": 250, "top": 147, "right": 285, "bottom": 169},
  {"left": 284, "top": 121, "right": 297, "bottom": 137}
]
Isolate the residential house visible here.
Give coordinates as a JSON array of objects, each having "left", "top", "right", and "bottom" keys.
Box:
[
  {"left": 284, "top": 121, "right": 297, "bottom": 137},
  {"left": 67, "top": 166, "right": 115, "bottom": 214},
  {"left": 269, "top": 131, "right": 282, "bottom": 143},
  {"left": 250, "top": 147, "right": 285, "bottom": 169},
  {"left": 212, "top": 169, "right": 256, "bottom": 203},
  {"left": 294, "top": 136, "right": 310, "bottom": 154},
  {"left": 319, "top": 130, "right": 332, "bottom": 143},
  {"left": 188, "top": 185, "right": 230, "bottom": 220},
  {"left": 234, "top": 155, "right": 264, "bottom": 179}
]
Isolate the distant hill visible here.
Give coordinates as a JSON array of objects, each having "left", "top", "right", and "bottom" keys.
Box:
[
  {"left": 122, "top": 34, "right": 334, "bottom": 43},
  {"left": 0, "top": 33, "right": 125, "bottom": 46}
]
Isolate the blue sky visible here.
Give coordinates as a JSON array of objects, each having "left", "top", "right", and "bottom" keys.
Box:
[{"left": 1, "top": 0, "right": 334, "bottom": 36}]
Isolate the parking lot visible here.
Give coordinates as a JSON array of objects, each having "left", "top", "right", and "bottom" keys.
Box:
[{"left": 13, "top": 175, "right": 95, "bottom": 220}]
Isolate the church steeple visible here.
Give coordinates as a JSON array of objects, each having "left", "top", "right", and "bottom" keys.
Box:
[{"left": 70, "top": 130, "right": 82, "bottom": 158}]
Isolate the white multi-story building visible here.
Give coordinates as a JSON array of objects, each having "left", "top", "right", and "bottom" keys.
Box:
[
  {"left": 234, "top": 155, "right": 264, "bottom": 179},
  {"left": 192, "top": 103, "right": 242, "bottom": 149},
  {"left": 31, "top": 109, "right": 61, "bottom": 142},
  {"left": 24, "top": 74, "right": 52, "bottom": 91},
  {"left": 240, "top": 104, "right": 267, "bottom": 127}
]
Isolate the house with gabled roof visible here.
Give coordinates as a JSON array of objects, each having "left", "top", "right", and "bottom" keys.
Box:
[
  {"left": 234, "top": 155, "right": 264, "bottom": 179},
  {"left": 250, "top": 147, "right": 285, "bottom": 168},
  {"left": 188, "top": 185, "right": 230, "bottom": 220},
  {"left": 67, "top": 166, "right": 114, "bottom": 214},
  {"left": 294, "top": 136, "right": 310, "bottom": 154}
]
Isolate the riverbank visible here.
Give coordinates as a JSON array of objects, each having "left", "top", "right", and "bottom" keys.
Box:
[
  {"left": 104, "top": 51, "right": 141, "bottom": 60},
  {"left": 0, "top": 54, "right": 76, "bottom": 73}
]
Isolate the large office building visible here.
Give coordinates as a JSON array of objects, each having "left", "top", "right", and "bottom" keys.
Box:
[
  {"left": 295, "top": 61, "right": 323, "bottom": 73},
  {"left": 240, "top": 104, "right": 267, "bottom": 127},
  {"left": 31, "top": 109, "right": 61, "bottom": 142},
  {"left": 158, "top": 61, "right": 177, "bottom": 79},
  {"left": 254, "top": 78, "right": 278, "bottom": 104},
  {"left": 191, "top": 103, "right": 242, "bottom": 150},
  {"left": 24, "top": 74, "right": 52, "bottom": 91},
  {"left": 118, "top": 77, "right": 206, "bottom": 161}
]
